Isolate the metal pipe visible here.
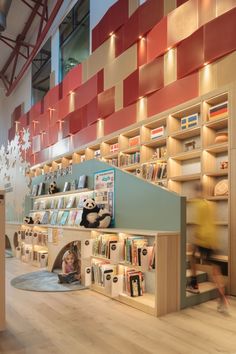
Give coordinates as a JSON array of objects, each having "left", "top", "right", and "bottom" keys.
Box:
[{"left": 0, "top": 0, "right": 12, "bottom": 32}]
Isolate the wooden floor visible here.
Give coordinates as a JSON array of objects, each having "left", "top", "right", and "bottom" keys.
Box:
[{"left": 1, "top": 259, "right": 236, "bottom": 354}]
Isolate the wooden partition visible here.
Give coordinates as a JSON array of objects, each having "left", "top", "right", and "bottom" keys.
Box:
[{"left": 0, "top": 190, "right": 5, "bottom": 331}]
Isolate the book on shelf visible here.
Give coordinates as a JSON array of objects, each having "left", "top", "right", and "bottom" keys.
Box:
[
  {"left": 31, "top": 184, "right": 39, "bottom": 197},
  {"left": 50, "top": 198, "right": 57, "bottom": 209},
  {"left": 74, "top": 210, "right": 83, "bottom": 226},
  {"left": 91, "top": 259, "right": 117, "bottom": 287},
  {"left": 152, "top": 147, "right": 167, "bottom": 160},
  {"left": 107, "top": 158, "right": 118, "bottom": 166},
  {"left": 41, "top": 211, "right": 50, "bottom": 225},
  {"left": 33, "top": 201, "right": 40, "bottom": 210},
  {"left": 59, "top": 210, "right": 70, "bottom": 226},
  {"left": 70, "top": 180, "right": 77, "bottom": 191},
  {"left": 141, "top": 162, "right": 167, "bottom": 182},
  {"left": 57, "top": 197, "right": 64, "bottom": 209},
  {"left": 110, "top": 143, "right": 119, "bottom": 153},
  {"left": 67, "top": 210, "right": 78, "bottom": 226},
  {"left": 39, "top": 200, "right": 47, "bottom": 210},
  {"left": 63, "top": 182, "right": 70, "bottom": 192},
  {"left": 151, "top": 126, "right": 165, "bottom": 140},
  {"left": 124, "top": 268, "right": 144, "bottom": 297},
  {"left": 65, "top": 196, "right": 75, "bottom": 209},
  {"left": 37, "top": 182, "right": 45, "bottom": 196},
  {"left": 93, "top": 234, "right": 119, "bottom": 259},
  {"left": 78, "top": 175, "right": 87, "bottom": 189},
  {"left": 120, "top": 152, "right": 140, "bottom": 167},
  {"left": 94, "top": 149, "right": 101, "bottom": 159},
  {"left": 208, "top": 101, "right": 228, "bottom": 121},
  {"left": 129, "top": 135, "right": 140, "bottom": 147},
  {"left": 50, "top": 210, "right": 59, "bottom": 225}
]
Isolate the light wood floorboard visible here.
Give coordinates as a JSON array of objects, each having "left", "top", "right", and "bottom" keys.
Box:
[{"left": 1, "top": 258, "right": 236, "bottom": 354}]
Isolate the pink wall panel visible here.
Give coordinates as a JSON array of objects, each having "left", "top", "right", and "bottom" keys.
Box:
[
  {"left": 86, "top": 97, "right": 98, "bottom": 125},
  {"left": 138, "top": 36, "right": 147, "bottom": 66},
  {"left": 123, "top": 69, "right": 139, "bottom": 107},
  {"left": 62, "top": 64, "right": 82, "bottom": 97},
  {"left": 147, "top": 73, "right": 199, "bottom": 117},
  {"left": 61, "top": 119, "right": 70, "bottom": 139},
  {"left": 48, "top": 123, "right": 59, "bottom": 146},
  {"left": 98, "top": 87, "right": 115, "bottom": 118},
  {"left": 72, "top": 124, "right": 97, "bottom": 149},
  {"left": 205, "top": 7, "right": 236, "bottom": 63},
  {"left": 18, "top": 113, "right": 29, "bottom": 129},
  {"left": 43, "top": 83, "right": 62, "bottom": 112},
  {"left": 147, "top": 17, "right": 167, "bottom": 63},
  {"left": 177, "top": 27, "right": 204, "bottom": 79},
  {"left": 92, "top": 0, "right": 129, "bottom": 52},
  {"left": 74, "top": 70, "right": 104, "bottom": 110},
  {"left": 123, "top": 8, "right": 140, "bottom": 51},
  {"left": 139, "top": 55, "right": 164, "bottom": 98},
  {"left": 29, "top": 101, "right": 43, "bottom": 124},
  {"left": 41, "top": 132, "right": 50, "bottom": 149},
  {"left": 104, "top": 103, "right": 137, "bottom": 135}
]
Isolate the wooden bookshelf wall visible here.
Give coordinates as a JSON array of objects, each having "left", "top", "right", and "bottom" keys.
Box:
[{"left": 29, "top": 88, "right": 231, "bottom": 274}]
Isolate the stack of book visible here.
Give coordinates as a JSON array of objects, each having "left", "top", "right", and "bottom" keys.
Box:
[
  {"left": 124, "top": 268, "right": 145, "bottom": 297},
  {"left": 140, "top": 162, "right": 167, "bottom": 182},
  {"left": 120, "top": 152, "right": 140, "bottom": 167},
  {"left": 106, "top": 158, "right": 118, "bottom": 166},
  {"left": 124, "top": 236, "right": 148, "bottom": 265},
  {"left": 91, "top": 260, "right": 117, "bottom": 286},
  {"left": 93, "top": 234, "right": 119, "bottom": 259}
]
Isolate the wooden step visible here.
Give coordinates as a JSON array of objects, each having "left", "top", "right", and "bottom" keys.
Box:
[
  {"left": 186, "top": 269, "right": 208, "bottom": 283},
  {"left": 186, "top": 282, "right": 219, "bottom": 307}
]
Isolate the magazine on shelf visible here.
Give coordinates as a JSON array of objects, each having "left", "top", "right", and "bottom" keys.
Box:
[
  {"left": 67, "top": 210, "right": 78, "bottom": 226},
  {"left": 59, "top": 210, "right": 69, "bottom": 226},
  {"left": 57, "top": 197, "right": 64, "bottom": 209},
  {"left": 31, "top": 184, "right": 39, "bottom": 197},
  {"left": 78, "top": 175, "right": 87, "bottom": 189},
  {"left": 63, "top": 181, "right": 70, "bottom": 192},
  {"left": 50, "top": 211, "right": 58, "bottom": 225},
  {"left": 66, "top": 196, "right": 75, "bottom": 209},
  {"left": 33, "top": 201, "right": 40, "bottom": 210},
  {"left": 70, "top": 180, "right": 77, "bottom": 191},
  {"left": 41, "top": 211, "right": 50, "bottom": 225},
  {"left": 74, "top": 210, "right": 83, "bottom": 226},
  {"left": 50, "top": 198, "right": 57, "bottom": 209},
  {"left": 38, "top": 182, "right": 45, "bottom": 196}
]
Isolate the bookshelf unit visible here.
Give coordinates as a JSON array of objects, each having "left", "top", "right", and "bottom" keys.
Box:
[{"left": 27, "top": 86, "right": 235, "bottom": 292}]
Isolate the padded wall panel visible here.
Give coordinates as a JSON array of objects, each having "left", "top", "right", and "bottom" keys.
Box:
[
  {"left": 98, "top": 87, "right": 115, "bottom": 118},
  {"left": 65, "top": 108, "right": 85, "bottom": 135},
  {"left": 205, "top": 7, "right": 236, "bottom": 63},
  {"left": 177, "top": 27, "right": 204, "bottom": 79},
  {"left": 138, "top": 37, "right": 147, "bottom": 66},
  {"left": 164, "top": 48, "right": 177, "bottom": 85},
  {"left": 115, "top": 26, "right": 125, "bottom": 57},
  {"left": 123, "top": 69, "right": 139, "bottom": 107},
  {"left": 12, "top": 104, "right": 23, "bottom": 122},
  {"left": 123, "top": 8, "right": 140, "bottom": 51},
  {"left": 43, "top": 84, "right": 61, "bottom": 112},
  {"left": 164, "top": 0, "right": 176, "bottom": 15},
  {"left": 104, "top": 103, "right": 137, "bottom": 135},
  {"left": 86, "top": 97, "right": 98, "bottom": 125},
  {"left": 115, "top": 81, "right": 123, "bottom": 111},
  {"left": 104, "top": 44, "right": 137, "bottom": 90},
  {"left": 29, "top": 101, "right": 43, "bottom": 124},
  {"left": 167, "top": 0, "right": 198, "bottom": 47},
  {"left": 198, "top": 0, "right": 216, "bottom": 27},
  {"left": 139, "top": 56, "right": 164, "bottom": 98},
  {"left": 147, "top": 73, "right": 199, "bottom": 117},
  {"left": 92, "top": 0, "right": 129, "bottom": 52},
  {"left": 147, "top": 17, "right": 167, "bottom": 63},
  {"left": 74, "top": 70, "right": 103, "bottom": 110},
  {"left": 87, "top": 37, "right": 115, "bottom": 80},
  {"left": 216, "top": 0, "right": 236, "bottom": 16},
  {"left": 62, "top": 64, "right": 82, "bottom": 97},
  {"left": 18, "top": 114, "right": 29, "bottom": 129},
  {"left": 72, "top": 124, "right": 97, "bottom": 149},
  {"left": 139, "top": 0, "right": 164, "bottom": 35},
  {"left": 61, "top": 119, "right": 70, "bottom": 139},
  {"left": 48, "top": 123, "right": 59, "bottom": 146},
  {"left": 177, "top": 0, "right": 188, "bottom": 6}
]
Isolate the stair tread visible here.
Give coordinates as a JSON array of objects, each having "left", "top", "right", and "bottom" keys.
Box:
[
  {"left": 186, "top": 270, "right": 206, "bottom": 277},
  {"left": 186, "top": 281, "right": 217, "bottom": 297}
]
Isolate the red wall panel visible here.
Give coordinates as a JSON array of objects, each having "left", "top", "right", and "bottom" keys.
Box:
[
  {"left": 18, "top": 113, "right": 29, "bottom": 129},
  {"left": 98, "top": 87, "right": 115, "bottom": 118},
  {"left": 61, "top": 119, "right": 70, "bottom": 139},
  {"left": 12, "top": 104, "right": 23, "bottom": 122},
  {"left": 139, "top": 0, "right": 164, "bottom": 35},
  {"left": 147, "top": 17, "right": 167, "bottom": 63},
  {"left": 92, "top": 0, "right": 129, "bottom": 52},
  {"left": 177, "top": 27, "right": 204, "bottom": 79},
  {"left": 41, "top": 132, "right": 50, "bottom": 149},
  {"left": 205, "top": 7, "right": 236, "bottom": 63},
  {"left": 177, "top": 0, "right": 188, "bottom": 6},
  {"left": 8, "top": 126, "right": 16, "bottom": 141},
  {"left": 138, "top": 36, "right": 147, "bottom": 66},
  {"left": 29, "top": 101, "right": 43, "bottom": 124},
  {"left": 139, "top": 55, "right": 164, "bottom": 98},
  {"left": 43, "top": 83, "right": 62, "bottom": 112},
  {"left": 104, "top": 103, "right": 137, "bottom": 135},
  {"left": 123, "top": 8, "right": 140, "bottom": 51},
  {"left": 74, "top": 70, "right": 104, "bottom": 110},
  {"left": 38, "top": 111, "right": 50, "bottom": 133},
  {"left": 115, "top": 26, "right": 125, "bottom": 57},
  {"left": 86, "top": 97, "right": 98, "bottom": 125},
  {"left": 72, "top": 124, "right": 97, "bottom": 149},
  {"left": 147, "top": 73, "right": 199, "bottom": 117},
  {"left": 123, "top": 70, "right": 139, "bottom": 107},
  {"left": 62, "top": 64, "right": 82, "bottom": 97},
  {"left": 48, "top": 123, "right": 59, "bottom": 146}
]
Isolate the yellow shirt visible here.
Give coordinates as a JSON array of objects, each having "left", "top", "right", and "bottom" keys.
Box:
[{"left": 193, "top": 199, "right": 218, "bottom": 249}]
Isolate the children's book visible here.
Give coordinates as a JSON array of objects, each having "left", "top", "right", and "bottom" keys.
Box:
[
  {"left": 67, "top": 210, "right": 78, "bottom": 226},
  {"left": 63, "top": 181, "right": 70, "bottom": 192},
  {"left": 78, "top": 175, "right": 87, "bottom": 189},
  {"left": 41, "top": 211, "right": 50, "bottom": 225},
  {"left": 66, "top": 196, "right": 75, "bottom": 209},
  {"left": 70, "top": 180, "right": 77, "bottom": 191},
  {"left": 31, "top": 184, "right": 39, "bottom": 197},
  {"left": 38, "top": 182, "right": 45, "bottom": 196},
  {"left": 59, "top": 211, "right": 69, "bottom": 226},
  {"left": 57, "top": 197, "right": 64, "bottom": 209},
  {"left": 50, "top": 211, "right": 58, "bottom": 225},
  {"left": 74, "top": 210, "right": 83, "bottom": 226}
]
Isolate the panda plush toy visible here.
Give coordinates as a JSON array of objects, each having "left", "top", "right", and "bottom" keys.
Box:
[
  {"left": 80, "top": 198, "right": 112, "bottom": 228},
  {"left": 24, "top": 216, "right": 34, "bottom": 224},
  {"left": 49, "top": 181, "right": 58, "bottom": 194}
]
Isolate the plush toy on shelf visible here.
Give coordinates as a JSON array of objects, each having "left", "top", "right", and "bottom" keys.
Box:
[
  {"left": 49, "top": 181, "right": 59, "bottom": 194},
  {"left": 80, "top": 198, "right": 112, "bottom": 228},
  {"left": 24, "top": 216, "right": 34, "bottom": 224}
]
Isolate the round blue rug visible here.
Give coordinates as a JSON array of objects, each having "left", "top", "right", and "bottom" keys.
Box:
[{"left": 11, "top": 271, "right": 87, "bottom": 292}]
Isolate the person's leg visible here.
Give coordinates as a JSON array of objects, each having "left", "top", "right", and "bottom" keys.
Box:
[
  {"left": 187, "top": 244, "right": 199, "bottom": 293},
  {"left": 212, "top": 264, "right": 229, "bottom": 311}
]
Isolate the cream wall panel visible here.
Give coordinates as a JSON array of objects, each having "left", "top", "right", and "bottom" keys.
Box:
[
  {"left": 87, "top": 37, "right": 116, "bottom": 80},
  {"left": 198, "top": 0, "right": 216, "bottom": 27},
  {"left": 199, "top": 62, "right": 218, "bottom": 95},
  {"left": 82, "top": 60, "right": 88, "bottom": 83},
  {"left": 164, "top": 0, "right": 176, "bottom": 15},
  {"left": 104, "top": 44, "right": 137, "bottom": 90},
  {"left": 115, "top": 81, "right": 124, "bottom": 112},
  {"left": 216, "top": 52, "right": 236, "bottom": 88},
  {"left": 128, "top": 0, "right": 139, "bottom": 17},
  {"left": 216, "top": 0, "right": 236, "bottom": 16},
  {"left": 137, "top": 97, "right": 147, "bottom": 122},
  {"left": 164, "top": 48, "right": 177, "bottom": 86}
]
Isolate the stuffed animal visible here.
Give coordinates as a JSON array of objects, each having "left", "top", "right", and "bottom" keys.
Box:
[
  {"left": 49, "top": 181, "right": 58, "bottom": 194},
  {"left": 24, "top": 216, "right": 34, "bottom": 224},
  {"left": 80, "top": 198, "right": 112, "bottom": 228},
  {"left": 80, "top": 198, "right": 100, "bottom": 228}
]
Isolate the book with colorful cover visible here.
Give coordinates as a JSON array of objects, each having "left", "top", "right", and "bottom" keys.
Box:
[
  {"left": 37, "top": 182, "right": 45, "bottom": 196},
  {"left": 59, "top": 211, "right": 69, "bottom": 226},
  {"left": 63, "top": 181, "right": 70, "bottom": 192},
  {"left": 50, "top": 211, "right": 58, "bottom": 225},
  {"left": 67, "top": 210, "right": 78, "bottom": 226},
  {"left": 74, "top": 210, "right": 83, "bottom": 226},
  {"left": 66, "top": 196, "right": 75, "bottom": 209},
  {"left": 41, "top": 211, "right": 50, "bottom": 225},
  {"left": 78, "top": 175, "right": 87, "bottom": 189},
  {"left": 57, "top": 197, "right": 64, "bottom": 209}
]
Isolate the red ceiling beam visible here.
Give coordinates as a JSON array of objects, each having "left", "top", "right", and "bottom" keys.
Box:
[
  {"left": 21, "top": 0, "right": 47, "bottom": 21},
  {"left": 1, "top": 0, "right": 63, "bottom": 96}
]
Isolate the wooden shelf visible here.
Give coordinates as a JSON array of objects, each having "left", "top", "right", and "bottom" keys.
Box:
[
  {"left": 204, "top": 142, "right": 228, "bottom": 154},
  {"left": 169, "top": 173, "right": 201, "bottom": 182},
  {"left": 121, "top": 163, "right": 140, "bottom": 171},
  {"left": 170, "top": 149, "right": 201, "bottom": 161},
  {"left": 187, "top": 221, "right": 228, "bottom": 226},
  {"left": 205, "top": 117, "right": 228, "bottom": 130},
  {"left": 91, "top": 255, "right": 110, "bottom": 262},
  {"left": 142, "top": 137, "right": 166, "bottom": 148},
  {"left": 102, "top": 152, "right": 119, "bottom": 159},
  {"left": 30, "top": 207, "right": 82, "bottom": 212},
  {"left": 204, "top": 170, "right": 228, "bottom": 177},
  {"left": 118, "top": 292, "right": 156, "bottom": 315},
  {"left": 186, "top": 252, "right": 228, "bottom": 263},
  {"left": 171, "top": 126, "right": 201, "bottom": 140},
  {"left": 121, "top": 145, "right": 140, "bottom": 154},
  {"left": 206, "top": 196, "right": 228, "bottom": 201},
  {"left": 31, "top": 188, "right": 90, "bottom": 199}
]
